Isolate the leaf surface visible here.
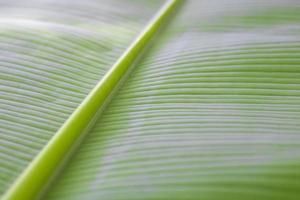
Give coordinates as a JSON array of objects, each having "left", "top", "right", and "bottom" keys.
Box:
[
  {"left": 0, "top": 0, "right": 162, "bottom": 196},
  {"left": 46, "top": 1, "right": 300, "bottom": 199},
  {"left": 1, "top": 0, "right": 300, "bottom": 200}
]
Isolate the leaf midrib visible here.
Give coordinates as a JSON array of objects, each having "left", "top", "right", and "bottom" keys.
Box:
[{"left": 2, "top": 1, "right": 181, "bottom": 199}]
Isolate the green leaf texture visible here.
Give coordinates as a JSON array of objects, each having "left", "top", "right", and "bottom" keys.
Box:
[
  {"left": 2, "top": 0, "right": 300, "bottom": 200},
  {"left": 0, "top": 0, "right": 162, "bottom": 196},
  {"left": 46, "top": 1, "right": 300, "bottom": 199}
]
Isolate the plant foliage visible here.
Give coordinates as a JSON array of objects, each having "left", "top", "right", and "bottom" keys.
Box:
[{"left": 1, "top": 0, "right": 300, "bottom": 199}]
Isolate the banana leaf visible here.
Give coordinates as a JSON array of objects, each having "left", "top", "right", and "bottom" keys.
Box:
[{"left": 1, "top": 0, "right": 300, "bottom": 199}]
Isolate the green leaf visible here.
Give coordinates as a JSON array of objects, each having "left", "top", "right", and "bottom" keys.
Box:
[
  {"left": 1, "top": 0, "right": 300, "bottom": 200},
  {"left": 0, "top": 0, "right": 163, "bottom": 198}
]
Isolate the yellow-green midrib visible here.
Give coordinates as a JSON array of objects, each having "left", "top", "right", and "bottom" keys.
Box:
[
  {"left": 46, "top": 0, "right": 300, "bottom": 200},
  {"left": 0, "top": 0, "right": 163, "bottom": 196}
]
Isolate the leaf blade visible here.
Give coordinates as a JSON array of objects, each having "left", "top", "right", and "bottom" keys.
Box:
[{"left": 45, "top": 1, "right": 300, "bottom": 199}]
